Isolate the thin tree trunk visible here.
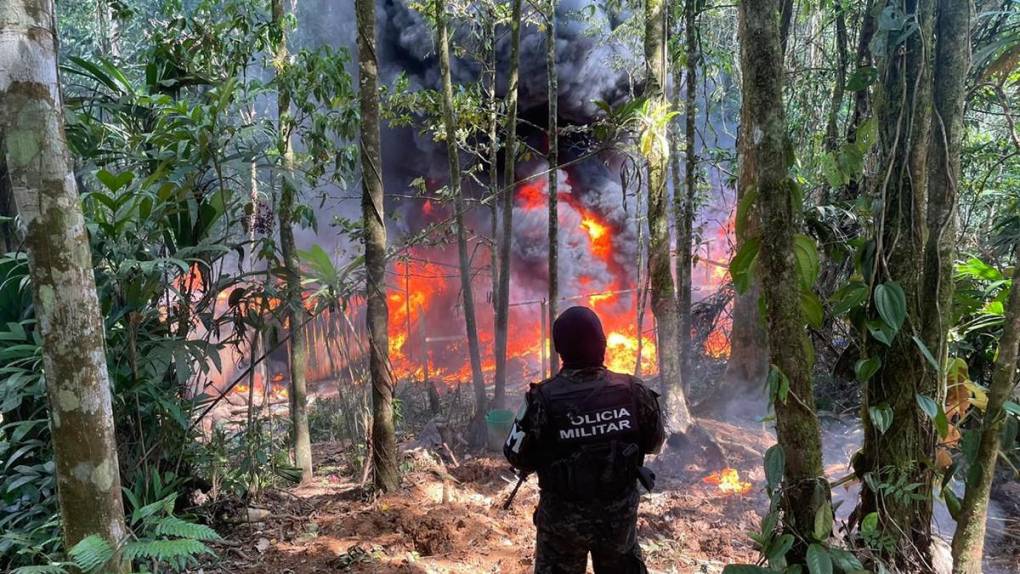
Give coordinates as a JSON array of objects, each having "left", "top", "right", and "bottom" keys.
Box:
[
  {"left": 855, "top": 0, "right": 936, "bottom": 569},
  {"left": 824, "top": 3, "right": 849, "bottom": 154},
  {"left": 0, "top": 0, "right": 128, "bottom": 566},
  {"left": 644, "top": 0, "right": 692, "bottom": 434},
  {"left": 546, "top": 0, "right": 559, "bottom": 374},
  {"left": 493, "top": 0, "right": 523, "bottom": 411},
  {"left": 951, "top": 250, "right": 1020, "bottom": 571},
  {"left": 435, "top": 0, "right": 487, "bottom": 438},
  {"left": 673, "top": 0, "right": 698, "bottom": 382},
  {"left": 487, "top": 10, "right": 499, "bottom": 315},
  {"left": 356, "top": 0, "right": 399, "bottom": 491},
  {"left": 272, "top": 0, "right": 313, "bottom": 484},
  {"left": 739, "top": 0, "right": 829, "bottom": 557}
]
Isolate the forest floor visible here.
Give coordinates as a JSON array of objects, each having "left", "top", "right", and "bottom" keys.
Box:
[
  {"left": 195, "top": 418, "right": 772, "bottom": 573},
  {"left": 193, "top": 417, "right": 1020, "bottom": 573}
]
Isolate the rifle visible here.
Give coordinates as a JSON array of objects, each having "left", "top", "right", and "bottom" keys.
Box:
[{"left": 501, "top": 471, "right": 529, "bottom": 510}]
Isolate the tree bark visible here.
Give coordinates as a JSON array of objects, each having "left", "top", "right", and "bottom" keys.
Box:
[
  {"left": 356, "top": 0, "right": 399, "bottom": 491},
  {"left": 951, "top": 248, "right": 1020, "bottom": 572},
  {"left": 644, "top": 0, "right": 692, "bottom": 434},
  {"left": 272, "top": 0, "right": 313, "bottom": 484},
  {"left": 739, "top": 0, "right": 829, "bottom": 555},
  {"left": 0, "top": 0, "right": 128, "bottom": 566},
  {"left": 855, "top": 0, "right": 936, "bottom": 569},
  {"left": 546, "top": 0, "right": 559, "bottom": 375},
  {"left": 486, "top": 10, "right": 499, "bottom": 316},
  {"left": 493, "top": 0, "right": 522, "bottom": 410},
  {"left": 435, "top": 0, "right": 487, "bottom": 435},
  {"left": 824, "top": 3, "right": 849, "bottom": 154},
  {"left": 921, "top": 0, "right": 969, "bottom": 389},
  {"left": 673, "top": 0, "right": 698, "bottom": 382}
]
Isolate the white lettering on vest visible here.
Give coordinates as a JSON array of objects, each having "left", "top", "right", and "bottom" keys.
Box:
[{"left": 560, "top": 407, "right": 633, "bottom": 441}]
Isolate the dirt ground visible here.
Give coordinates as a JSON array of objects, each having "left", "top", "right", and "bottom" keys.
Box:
[
  {"left": 196, "top": 418, "right": 771, "bottom": 573},
  {"left": 193, "top": 417, "right": 1019, "bottom": 573}
]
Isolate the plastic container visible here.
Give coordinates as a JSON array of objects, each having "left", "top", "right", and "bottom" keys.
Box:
[{"left": 484, "top": 409, "right": 515, "bottom": 451}]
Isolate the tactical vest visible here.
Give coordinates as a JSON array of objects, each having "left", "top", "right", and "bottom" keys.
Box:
[{"left": 533, "top": 368, "right": 643, "bottom": 500}]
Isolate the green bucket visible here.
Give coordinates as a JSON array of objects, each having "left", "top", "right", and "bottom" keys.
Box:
[{"left": 484, "top": 409, "right": 515, "bottom": 451}]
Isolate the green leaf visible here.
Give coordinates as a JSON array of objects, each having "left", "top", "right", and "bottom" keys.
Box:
[
  {"left": 767, "top": 534, "right": 795, "bottom": 567},
  {"left": 731, "top": 237, "right": 761, "bottom": 295},
  {"left": 915, "top": 394, "right": 939, "bottom": 420},
  {"left": 955, "top": 257, "right": 1003, "bottom": 281},
  {"left": 869, "top": 404, "right": 893, "bottom": 434},
  {"left": 806, "top": 544, "right": 833, "bottom": 574},
  {"left": 723, "top": 566, "right": 775, "bottom": 574},
  {"left": 764, "top": 445, "right": 785, "bottom": 492},
  {"left": 95, "top": 169, "right": 134, "bottom": 192},
  {"left": 830, "top": 282, "right": 869, "bottom": 315},
  {"left": 813, "top": 502, "right": 834, "bottom": 541},
  {"left": 912, "top": 336, "right": 941, "bottom": 373},
  {"left": 935, "top": 407, "right": 949, "bottom": 439},
  {"left": 866, "top": 320, "right": 896, "bottom": 346},
  {"left": 944, "top": 487, "right": 962, "bottom": 521},
  {"left": 793, "top": 235, "right": 820, "bottom": 290},
  {"left": 847, "top": 66, "right": 879, "bottom": 91},
  {"left": 829, "top": 548, "right": 864, "bottom": 573},
  {"left": 735, "top": 187, "right": 759, "bottom": 242},
  {"left": 874, "top": 282, "right": 907, "bottom": 332},
  {"left": 801, "top": 289, "right": 824, "bottom": 328},
  {"left": 854, "top": 357, "right": 881, "bottom": 382},
  {"left": 68, "top": 535, "right": 114, "bottom": 572}
]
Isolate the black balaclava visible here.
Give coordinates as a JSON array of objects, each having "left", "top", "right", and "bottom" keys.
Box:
[{"left": 553, "top": 306, "right": 607, "bottom": 369}]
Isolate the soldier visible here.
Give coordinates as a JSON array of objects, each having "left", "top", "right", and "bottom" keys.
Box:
[{"left": 504, "top": 306, "right": 665, "bottom": 574}]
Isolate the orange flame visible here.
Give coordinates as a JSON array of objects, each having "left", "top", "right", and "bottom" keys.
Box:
[{"left": 703, "top": 468, "right": 752, "bottom": 495}]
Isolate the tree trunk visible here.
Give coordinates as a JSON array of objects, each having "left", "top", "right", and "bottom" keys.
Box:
[
  {"left": 739, "top": 0, "right": 829, "bottom": 555},
  {"left": 0, "top": 0, "right": 128, "bottom": 566},
  {"left": 951, "top": 250, "right": 1020, "bottom": 572},
  {"left": 487, "top": 11, "right": 499, "bottom": 316},
  {"left": 824, "top": 3, "right": 849, "bottom": 154},
  {"left": 644, "top": 0, "right": 691, "bottom": 434},
  {"left": 920, "top": 0, "right": 969, "bottom": 390},
  {"left": 493, "top": 0, "right": 522, "bottom": 411},
  {"left": 673, "top": 0, "right": 698, "bottom": 383},
  {"left": 356, "top": 0, "right": 399, "bottom": 492},
  {"left": 855, "top": 0, "right": 936, "bottom": 570},
  {"left": 546, "top": 0, "right": 559, "bottom": 375},
  {"left": 272, "top": 0, "right": 313, "bottom": 484},
  {"left": 435, "top": 0, "right": 487, "bottom": 436}
]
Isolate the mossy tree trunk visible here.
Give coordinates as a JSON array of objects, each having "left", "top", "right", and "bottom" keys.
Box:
[
  {"left": 855, "top": 1, "right": 936, "bottom": 570},
  {"left": 546, "top": 0, "right": 559, "bottom": 374},
  {"left": 356, "top": 0, "right": 399, "bottom": 491},
  {"left": 272, "top": 0, "right": 313, "bottom": 483},
  {"left": 493, "top": 0, "right": 522, "bottom": 411},
  {"left": 0, "top": 0, "right": 128, "bottom": 566},
  {"left": 738, "top": 0, "right": 829, "bottom": 555},
  {"left": 644, "top": 0, "right": 692, "bottom": 434},
  {"left": 435, "top": 0, "right": 487, "bottom": 435}
]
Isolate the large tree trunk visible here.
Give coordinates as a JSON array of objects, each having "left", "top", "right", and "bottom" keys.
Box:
[
  {"left": 673, "top": 0, "right": 698, "bottom": 382},
  {"left": 951, "top": 253, "right": 1020, "bottom": 572},
  {"left": 493, "top": 0, "right": 522, "bottom": 410},
  {"left": 435, "top": 0, "right": 487, "bottom": 437},
  {"left": 644, "top": 0, "right": 691, "bottom": 434},
  {"left": 272, "top": 0, "right": 313, "bottom": 483},
  {"left": 855, "top": 1, "right": 936, "bottom": 570},
  {"left": 356, "top": 0, "right": 399, "bottom": 491},
  {"left": 739, "top": 0, "right": 829, "bottom": 556},
  {"left": 546, "top": 0, "right": 559, "bottom": 375},
  {"left": 0, "top": 0, "right": 128, "bottom": 566}
]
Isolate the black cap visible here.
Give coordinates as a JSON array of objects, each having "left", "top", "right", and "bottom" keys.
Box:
[{"left": 552, "top": 306, "right": 607, "bottom": 369}]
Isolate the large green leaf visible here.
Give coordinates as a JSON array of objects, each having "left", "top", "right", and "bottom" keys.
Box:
[
  {"left": 869, "top": 404, "right": 893, "bottom": 434},
  {"left": 793, "top": 235, "right": 820, "bottom": 290},
  {"left": 764, "top": 445, "right": 785, "bottom": 492},
  {"left": 731, "top": 237, "right": 761, "bottom": 295},
  {"left": 854, "top": 357, "right": 881, "bottom": 383},
  {"left": 806, "top": 544, "right": 833, "bottom": 574},
  {"left": 874, "top": 282, "right": 906, "bottom": 332}
]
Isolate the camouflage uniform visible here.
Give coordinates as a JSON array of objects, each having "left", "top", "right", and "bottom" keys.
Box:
[{"left": 505, "top": 366, "right": 665, "bottom": 574}]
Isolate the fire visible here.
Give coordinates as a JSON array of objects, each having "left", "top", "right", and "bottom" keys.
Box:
[
  {"left": 605, "top": 331, "right": 657, "bottom": 375},
  {"left": 703, "top": 468, "right": 752, "bottom": 495},
  {"left": 704, "top": 325, "right": 731, "bottom": 359}
]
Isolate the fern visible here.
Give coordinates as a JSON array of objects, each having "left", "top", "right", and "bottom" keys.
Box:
[
  {"left": 10, "top": 566, "right": 69, "bottom": 574},
  {"left": 67, "top": 535, "right": 113, "bottom": 573},
  {"left": 123, "top": 538, "right": 213, "bottom": 562},
  {"left": 152, "top": 516, "right": 221, "bottom": 542}
]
